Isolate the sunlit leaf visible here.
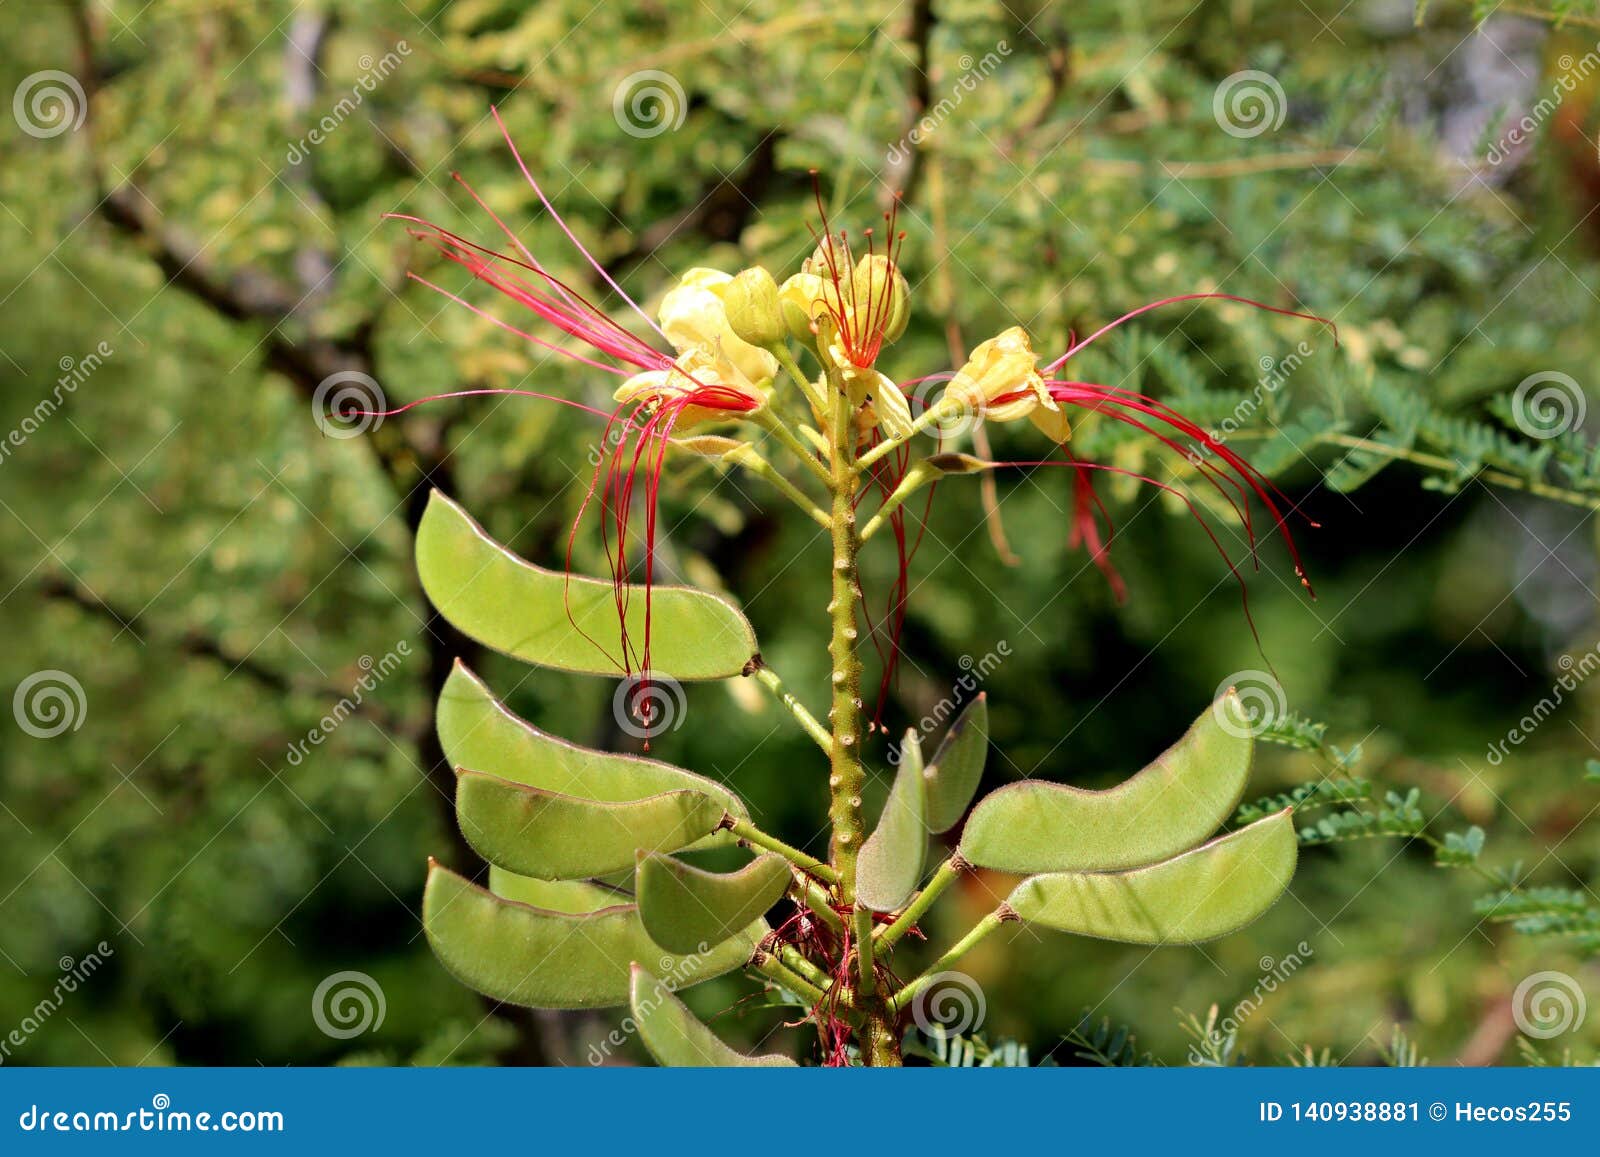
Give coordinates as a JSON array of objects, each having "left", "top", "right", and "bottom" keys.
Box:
[
  {"left": 629, "top": 965, "right": 795, "bottom": 1067},
  {"left": 457, "top": 771, "right": 724, "bottom": 879},
  {"left": 1006, "top": 810, "right": 1297, "bottom": 944},
  {"left": 637, "top": 852, "right": 791, "bottom": 954},
  {"left": 961, "top": 693, "right": 1254, "bottom": 873},
  {"left": 417, "top": 489, "right": 758, "bottom": 678},
  {"left": 857, "top": 729, "right": 927, "bottom": 912},
  {"left": 424, "top": 862, "right": 760, "bottom": 1009}
]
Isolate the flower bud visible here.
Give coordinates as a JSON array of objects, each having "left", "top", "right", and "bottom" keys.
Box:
[
  {"left": 851, "top": 255, "right": 911, "bottom": 345},
  {"left": 723, "top": 266, "right": 785, "bottom": 347},
  {"left": 779, "top": 273, "right": 827, "bottom": 344}
]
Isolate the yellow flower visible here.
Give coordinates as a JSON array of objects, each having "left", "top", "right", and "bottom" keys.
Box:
[
  {"left": 858, "top": 370, "right": 914, "bottom": 439},
  {"left": 657, "top": 268, "right": 779, "bottom": 391},
  {"left": 615, "top": 269, "right": 780, "bottom": 427},
  {"left": 944, "top": 326, "right": 1070, "bottom": 444},
  {"left": 614, "top": 347, "right": 761, "bottom": 428}
]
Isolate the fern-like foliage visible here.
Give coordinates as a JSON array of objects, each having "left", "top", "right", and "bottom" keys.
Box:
[
  {"left": 1298, "top": 788, "right": 1427, "bottom": 846},
  {"left": 904, "top": 1027, "right": 1038, "bottom": 1068},
  {"left": 1067, "top": 1012, "right": 1158, "bottom": 1067},
  {"left": 1235, "top": 777, "right": 1372, "bottom": 824}
]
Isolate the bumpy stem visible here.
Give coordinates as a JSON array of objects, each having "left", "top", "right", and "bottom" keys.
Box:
[{"left": 823, "top": 374, "right": 902, "bottom": 1066}]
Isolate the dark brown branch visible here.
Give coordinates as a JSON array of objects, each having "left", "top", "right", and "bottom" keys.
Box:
[
  {"left": 603, "top": 130, "right": 784, "bottom": 277},
  {"left": 39, "top": 573, "right": 409, "bottom": 735}
]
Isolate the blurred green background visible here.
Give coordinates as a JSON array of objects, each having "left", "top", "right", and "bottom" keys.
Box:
[{"left": 3, "top": 0, "right": 1600, "bottom": 1067}]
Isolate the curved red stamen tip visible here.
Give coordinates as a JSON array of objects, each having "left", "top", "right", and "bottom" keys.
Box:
[{"left": 1044, "top": 293, "right": 1339, "bottom": 374}]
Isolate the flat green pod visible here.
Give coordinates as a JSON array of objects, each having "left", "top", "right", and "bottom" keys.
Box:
[
  {"left": 1006, "top": 810, "right": 1297, "bottom": 944},
  {"left": 960, "top": 693, "right": 1254, "bottom": 873},
  {"left": 423, "top": 862, "right": 760, "bottom": 1009},
  {"left": 629, "top": 965, "right": 795, "bottom": 1067},
  {"left": 438, "top": 662, "right": 747, "bottom": 824},
  {"left": 923, "top": 694, "right": 988, "bottom": 834},
  {"left": 416, "top": 489, "right": 757, "bottom": 679},
  {"left": 457, "top": 772, "right": 725, "bottom": 880},
  {"left": 637, "top": 852, "right": 791, "bottom": 954},
  {"left": 487, "top": 867, "right": 628, "bottom": 914},
  {"left": 857, "top": 730, "right": 928, "bottom": 912}
]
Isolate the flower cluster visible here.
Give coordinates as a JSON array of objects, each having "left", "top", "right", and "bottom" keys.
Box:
[{"left": 385, "top": 108, "right": 1334, "bottom": 694}]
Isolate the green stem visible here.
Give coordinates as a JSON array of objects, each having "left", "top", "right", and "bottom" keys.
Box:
[
  {"left": 1222, "top": 428, "right": 1600, "bottom": 513},
  {"left": 769, "top": 345, "right": 829, "bottom": 418},
  {"left": 855, "top": 396, "right": 961, "bottom": 471},
  {"left": 725, "top": 445, "right": 830, "bottom": 527},
  {"left": 888, "top": 908, "right": 1010, "bottom": 1017},
  {"left": 751, "top": 664, "right": 833, "bottom": 754},
  {"left": 797, "top": 875, "right": 845, "bottom": 935},
  {"left": 754, "top": 405, "right": 832, "bottom": 485},
  {"left": 876, "top": 855, "right": 964, "bottom": 948},
  {"left": 860, "top": 458, "right": 942, "bottom": 541},
  {"left": 777, "top": 944, "right": 835, "bottom": 993},
  {"left": 852, "top": 907, "right": 876, "bottom": 997},
  {"left": 822, "top": 369, "right": 901, "bottom": 1065},
  {"left": 725, "top": 815, "right": 839, "bottom": 884},
  {"left": 752, "top": 951, "right": 829, "bottom": 1008},
  {"left": 1317, "top": 431, "right": 1600, "bottom": 512}
]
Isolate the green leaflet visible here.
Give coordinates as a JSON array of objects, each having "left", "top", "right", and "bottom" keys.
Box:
[
  {"left": 423, "top": 862, "right": 760, "bottom": 1009},
  {"left": 923, "top": 694, "right": 988, "bottom": 834},
  {"left": 416, "top": 489, "right": 757, "bottom": 679},
  {"left": 857, "top": 730, "right": 927, "bottom": 912},
  {"left": 1006, "top": 810, "right": 1297, "bottom": 944},
  {"left": 960, "top": 693, "right": 1254, "bottom": 873},
  {"left": 629, "top": 965, "right": 795, "bottom": 1067},
  {"left": 487, "top": 867, "right": 628, "bottom": 914},
  {"left": 457, "top": 772, "right": 725, "bottom": 880},
  {"left": 637, "top": 853, "right": 791, "bottom": 954},
  {"left": 437, "top": 662, "right": 747, "bottom": 824}
]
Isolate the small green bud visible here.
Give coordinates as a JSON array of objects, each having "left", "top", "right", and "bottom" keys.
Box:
[{"left": 723, "top": 266, "right": 785, "bottom": 347}]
